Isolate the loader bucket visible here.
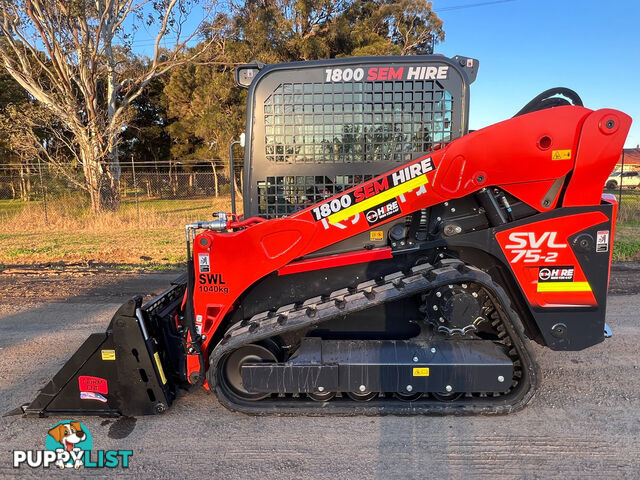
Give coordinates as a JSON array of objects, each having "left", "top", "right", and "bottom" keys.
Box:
[{"left": 7, "top": 282, "right": 187, "bottom": 418}]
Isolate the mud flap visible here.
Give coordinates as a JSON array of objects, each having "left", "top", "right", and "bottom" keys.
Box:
[{"left": 8, "top": 296, "right": 178, "bottom": 417}]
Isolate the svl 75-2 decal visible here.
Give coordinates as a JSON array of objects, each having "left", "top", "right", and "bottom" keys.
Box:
[{"left": 503, "top": 232, "right": 567, "bottom": 263}]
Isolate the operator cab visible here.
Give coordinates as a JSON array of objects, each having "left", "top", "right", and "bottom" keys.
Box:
[{"left": 236, "top": 55, "right": 479, "bottom": 218}]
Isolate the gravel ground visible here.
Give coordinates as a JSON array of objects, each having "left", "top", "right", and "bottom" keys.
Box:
[{"left": 0, "top": 266, "right": 639, "bottom": 479}]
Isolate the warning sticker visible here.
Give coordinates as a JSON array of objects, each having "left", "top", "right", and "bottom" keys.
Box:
[
  {"left": 596, "top": 230, "right": 610, "bottom": 253},
  {"left": 101, "top": 349, "right": 116, "bottom": 361},
  {"left": 551, "top": 149, "right": 571, "bottom": 160},
  {"left": 154, "top": 352, "right": 167, "bottom": 385},
  {"left": 79, "top": 376, "right": 109, "bottom": 394},
  {"left": 412, "top": 367, "right": 430, "bottom": 377},
  {"left": 370, "top": 230, "right": 384, "bottom": 241},
  {"left": 198, "top": 252, "right": 210, "bottom": 273},
  {"left": 80, "top": 392, "right": 107, "bottom": 403}
]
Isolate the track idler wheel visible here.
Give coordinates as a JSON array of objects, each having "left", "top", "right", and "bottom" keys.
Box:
[
  {"left": 432, "top": 391, "right": 463, "bottom": 402},
  {"left": 308, "top": 391, "right": 336, "bottom": 402},
  {"left": 345, "top": 391, "right": 378, "bottom": 402},
  {"left": 218, "top": 340, "right": 280, "bottom": 401},
  {"left": 394, "top": 392, "right": 423, "bottom": 402}
]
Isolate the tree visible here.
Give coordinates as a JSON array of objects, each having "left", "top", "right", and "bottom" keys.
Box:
[
  {"left": 0, "top": 0, "right": 221, "bottom": 211},
  {"left": 229, "top": 0, "right": 444, "bottom": 61},
  {"left": 162, "top": 0, "right": 445, "bottom": 197},
  {"left": 164, "top": 62, "right": 246, "bottom": 196},
  {"left": 120, "top": 76, "right": 172, "bottom": 196},
  {"left": 0, "top": 65, "right": 34, "bottom": 200}
]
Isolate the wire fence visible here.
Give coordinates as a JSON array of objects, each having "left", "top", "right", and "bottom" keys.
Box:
[
  {"left": 0, "top": 161, "right": 243, "bottom": 222},
  {"left": 0, "top": 168, "right": 241, "bottom": 199},
  {"left": 0, "top": 159, "right": 636, "bottom": 225}
]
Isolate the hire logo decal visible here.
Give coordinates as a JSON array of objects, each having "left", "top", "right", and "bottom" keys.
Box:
[
  {"left": 538, "top": 266, "right": 574, "bottom": 282},
  {"left": 324, "top": 65, "right": 449, "bottom": 83},
  {"left": 13, "top": 420, "right": 132, "bottom": 469},
  {"left": 365, "top": 200, "right": 401, "bottom": 226},
  {"left": 311, "top": 157, "right": 434, "bottom": 227},
  {"left": 536, "top": 265, "right": 591, "bottom": 293}
]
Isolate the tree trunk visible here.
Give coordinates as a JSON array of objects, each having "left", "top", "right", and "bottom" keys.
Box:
[
  {"left": 101, "top": 20, "right": 121, "bottom": 212},
  {"left": 100, "top": 155, "right": 121, "bottom": 211},
  {"left": 232, "top": 173, "right": 240, "bottom": 198},
  {"left": 80, "top": 143, "right": 103, "bottom": 213},
  {"left": 169, "top": 160, "right": 178, "bottom": 197},
  {"left": 19, "top": 163, "right": 27, "bottom": 201},
  {"left": 100, "top": 156, "right": 121, "bottom": 211},
  {"left": 212, "top": 163, "right": 219, "bottom": 197}
]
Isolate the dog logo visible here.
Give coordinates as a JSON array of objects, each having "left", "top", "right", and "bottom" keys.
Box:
[
  {"left": 45, "top": 421, "right": 92, "bottom": 469},
  {"left": 14, "top": 419, "right": 132, "bottom": 469}
]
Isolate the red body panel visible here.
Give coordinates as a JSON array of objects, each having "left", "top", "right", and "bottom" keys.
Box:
[
  {"left": 495, "top": 212, "right": 607, "bottom": 308},
  {"left": 189, "top": 106, "right": 631, "bottom": 383},
  {"left": 563, "top": 112, "right": 629, "bottom": 206},
  {"left": 277, "top": 247, "right": 392, "bottom": 276}
]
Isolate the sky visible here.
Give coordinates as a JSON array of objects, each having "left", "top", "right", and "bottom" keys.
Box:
[
  {"left": 127, "top": 0, "right": 640, "bottom": 148},
  {"left": 434, "top": 0, "right": 640, "bottom": 148}
]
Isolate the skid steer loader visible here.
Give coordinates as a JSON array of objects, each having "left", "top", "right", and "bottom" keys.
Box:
[{"left": 10, "top": 54, "right": 631, "bottom": 417}]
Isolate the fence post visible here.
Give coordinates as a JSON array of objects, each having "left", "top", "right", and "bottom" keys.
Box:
[
  {"left": 617, "top": 149, "right": 624, "bottom": 208},
  {"left": 132, "top": 156, "right": 140, "bottom": 224},
  {"left": 36, "top": 156, "right": 48, "bottom": 225}
]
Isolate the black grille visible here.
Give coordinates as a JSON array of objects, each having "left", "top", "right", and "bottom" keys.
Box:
[
  {"left": 264, "top": 81, "right": 453, "bottom": 164},
  {"left": 257, "top": 174, "right": 375, "bottom": 217},
  {"left": 247, "top": 57, "right": 472, "bottom": 219}
]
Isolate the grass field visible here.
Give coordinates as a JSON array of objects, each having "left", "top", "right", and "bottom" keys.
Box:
[
  {"left": 0, "top": 196, "right": 234, "bottom": 271},
  {"left": 611, "top": 189, "right": 640, "bottom": 261},
  {"left": 0, "top": 190, "right": 638, "bottom": 271}
]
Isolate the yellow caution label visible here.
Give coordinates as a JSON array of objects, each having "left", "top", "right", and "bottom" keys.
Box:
[
  {"left": 153, "top": 352, "right": 167, "bottom": 385},
  {"left": 551, "top": 149, "right": 571, "bottom": 160},
  {"left": 412, "top": 367, "right": 430, "bottom": 377},
  {"left": 328, "top": 174, "right": 429, "bottom": 224},
  {"left": 537, "top": 281, "right": 592, "bottom": 292},
  {"left": 101, "top": 349, "right": 116, "bottom": 361},
  {"left": 370, "top": 230, "right": 384, "bottom": 241}
]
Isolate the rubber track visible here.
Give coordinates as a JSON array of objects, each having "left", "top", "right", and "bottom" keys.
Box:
[{"left": 209, "top": 259, "right": 539, "bottom": 415}]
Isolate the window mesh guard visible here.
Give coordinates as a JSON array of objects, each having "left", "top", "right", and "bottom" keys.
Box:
[
  {"left": 257, "top": 175, "right": 375, "bottom": 217},
  {"left": 257, "top": 76, "right": 457, "bottom": 218}
]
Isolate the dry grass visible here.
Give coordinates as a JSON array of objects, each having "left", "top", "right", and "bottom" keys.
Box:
[
  {"left": 1, "top": 190, "right": 639, "bottom": 270},
  {"left": 612, "top": 191, "right": 640, "bottom": 261},
  {"left": 0, "top": 196, "right": 235, "bottom": 270},
  {"left": 1, "top": 195, "right": 234, "bottom": 232}
]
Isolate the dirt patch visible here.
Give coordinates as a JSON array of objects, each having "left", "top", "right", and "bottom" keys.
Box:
[
  {"left": 609, "top": 261, "right": 640, "bottom": 295},
  {"left": 0, "top": 262, "right": 638, "bottom": 301},
  {"left": 0, "top": 269, "right": 181, "bottom": 303}
]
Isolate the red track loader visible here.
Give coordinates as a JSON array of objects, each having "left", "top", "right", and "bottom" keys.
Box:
[{"left": 10, "top": 55, "right": 631, "bottom": 416}]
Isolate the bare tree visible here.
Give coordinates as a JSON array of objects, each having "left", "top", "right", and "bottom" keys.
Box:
[{"left": 0, "top": 0, "right": 221, "bottom": 211}]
